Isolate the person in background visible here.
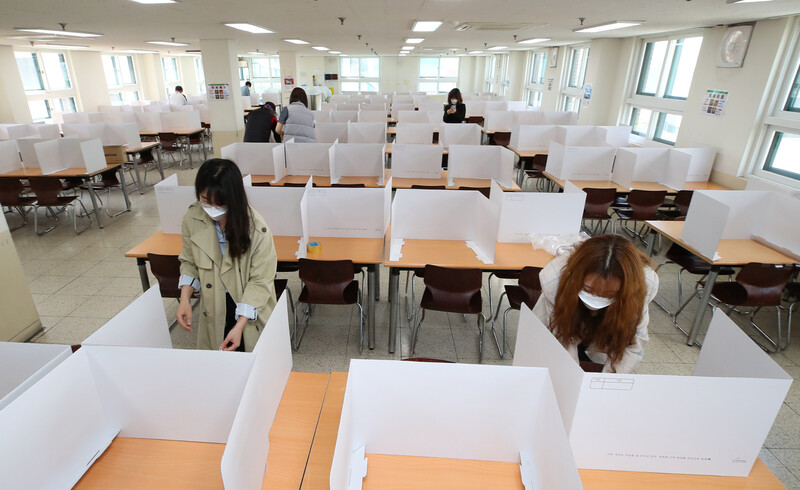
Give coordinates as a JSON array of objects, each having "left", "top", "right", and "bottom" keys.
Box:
[
  {"left": 169, "top": 85, "right": 187, "bottom": 105},
  {"left": 443, "top": 87, "right": 466, "bottom": 123},
  {"left": 176, "top": 159, "right": 278, "bottom": 352},
  {"left": 243, "top": 101, "right": 281, "bottom": 143},
  {"left": 241, "top": 81, "right": 252, "bottom": 96},
  {"left": 276, "top": 87, "right": 315, "bottom": 143},
  {"left": 532, "top": 234, "right": 658, "bottom": 374}
]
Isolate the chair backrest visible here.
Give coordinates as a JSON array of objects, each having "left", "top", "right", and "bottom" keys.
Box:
[
  {"left": 99, "top": 169, "right": 120, "bottom": 187},
  {"left": 421, "top": 264, "right": 482, "bottom": 314},
  {"left": 298, "top": 258, "right": 357, "bottom": 304},
  {"left": 28, "top": 178, "right": 70, "bottom": 206},
  {"left": 331, "top": 183, "right": 366, "bottom": 188},
  {"left": 411, "top": 185, "right": 446, "bottom": 190},
  {"left": 626, "top": 190, "right": 667, "bottom": 219},
  {"left": 673, "top": 190, "right": 694, "bottom": 216},
  {"left": 518, "top": 266, "right": 543, "bottom": 309},
  {"left": 402, "top": 357, "right": 455, "bottom": 363},
  {"left": 157, "top": 132, "right": 181, "bottom": 150},
  {"left": 146, "top": 253, "right": 182, "bottom": 299},
  {"left": 735, "top": 263, "right": 795, "bottom": 305},
  {"left": 582, "top": 188, "right": 617, "bottom": 218},
  {"left": 138, "top": 148, "right": 156, "bottom": 164},
  {"left": 459, "top": 186, "right": 490, "bottom": 199},
  {"left": 252, "top": 181, "right": 271, "bottom": 187},
  {"left": 0, "top": 179, "right": 28, "bottom": 206}
]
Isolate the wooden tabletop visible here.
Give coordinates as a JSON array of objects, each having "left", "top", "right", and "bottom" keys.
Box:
[
  {"left": 125, "top": 231, "right": 384, "bottom": 264},
  {"left": 645, "top": 220, "right": 798, "bottom": 266},
  {"left": 257, "top": 169, "right": 391, "bottom": 188},
  {"left": 544, "top": 171, "right": 729, "bottom": 193},
  {"left": 74, "top": 371, "right": 330, "bottom": 489},
  {"left": 125, "top": 141, "right": 160, "bottom": 154},
  {"left": 387, "top": 127, "right": 439, "bottom": 135},
  {"left": 303, "top": 372, "right": 784, "bottom": 490},
  {"left": 139, "top": 129, "right": 205, "bottom": 137},
  {"left": 392, "top": 170, "right": 522, "bottom": 192},
  {"left": 506, "top": 146, "right": 548, "bottom": 158},
  {"left": 0, "top": 162, "right": 122, "bottom": 179}
]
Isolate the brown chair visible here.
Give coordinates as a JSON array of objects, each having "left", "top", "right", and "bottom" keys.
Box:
[
  {"left": 580, "top": 361, "right": 604, "bottom": 372},
  {"left": 466, "top": 116, "right": 484, "bottom": 125},
  {"left": 581, "top": 187, "right": 617, "bottom": 235},
  {"left": 459, "top": 186, "right": 490, "bottom": 199},
  {"left": 82, "top": 169, "right": 130, "bottom": 217},
  {"left": 284, "top": 182, "right": 318, "bottom": 187},
  {"left": 252, "top": 181, "right": 271, "bottom": 187},
  {"left": 410, "top": 185, "right": 446, "bottom": 190},
  {"left": 613, "top": 190, "right": 667, "bottom": 245},
  {"left": 187, "top": 132, "right": 207, "bottom": 161},
  {"left": 147, "top": 253, "right": 186, "bottom": 299},
  {"left": 295, "top": 258, "right": 364, "bottom": 352},
  {"left": 658, "top": 190, "right": 694, "bottom": 220},
  {"left": 710, "top": 263, "right": 795, "bottom": 352},
  {"left": 331, "top": 183, "right": 366, "bottom": 188},
  {"left": 131, "top": 147, "right": 159, "bottom": 192},
  {"left": 157, "top": 132, "right": 188, "bottom": 168},
  {"left": 520, "top": 154, "right": 549, "bottom": 191},
  {"left": 489, "top": 131, "right": 511, "bottom": 147},
  {"left": 0, "top": 178, "right": 37, "bottom": 231},
  {"left": 786, "top": 281, "right": 800, "bottom": 347},
  {"left": 411, "top": 265, "right": 487, "bottom": 363},
  {"left": 27, "top": 178, "right": 92, "bottom": 235},
  {"left": 402, "top": 357, "right": 455, "bottom": 363},
  {"left": 490, "top": 267, "right": 542, "bottom": 357}
]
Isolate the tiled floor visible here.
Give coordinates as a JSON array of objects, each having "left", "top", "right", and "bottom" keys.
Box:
[{"left": 6, "top": 156, "right": 800, "bottom": 488}]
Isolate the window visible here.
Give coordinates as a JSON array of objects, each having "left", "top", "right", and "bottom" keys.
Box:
[
  {"left": 484, "top": 54, "right": 507, "bottom": 95},
  {"left": 418, "top": 57, "right": 459, "bottom": 94},
  {"left": 15, "top": 50, "right": 79, "bottom": 121},
  {"left": 339, "top": 57, "right": 379, "bottom": 93},
  {"left": 559, "top": 46, "right": 589, "bottom": 114},
  {"left": 751, "top": 40, "right": 800, "bottom": 184},
  {"left": 524, "top": 51, "right": 547, "bottom": 109},
  {"left": 194, "top": 57, "right": 206, "bottom": 94},
  {"left": 102, "top": 54, "right": 140, "bottom": 105},
  {"left": 161, "top": 56, "right": 181, "bottom": 97},
  {"left": 624, "top": 35, "right": 703, "bottom": 145},
  {"left": 248, "top": 57, "right": 281, "bottom": 93}
]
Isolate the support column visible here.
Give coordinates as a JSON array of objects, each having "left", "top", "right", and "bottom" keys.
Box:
[
  {"left": 0, "top": 45, "right": 32, "bottom": 123},
  {"left": 278, "top": 51, "right": 298, "bottom": 106},
  {"left": 71, "top": 51, "right": 111, "bottom": 112},
  {"left": 200, "top": 39, "right": 245, "bottom": 156},
  {"left": 137, "top": 53, "right": 166, "bottom": 101}
]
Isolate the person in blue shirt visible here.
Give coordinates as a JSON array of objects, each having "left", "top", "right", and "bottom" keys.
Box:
[{"left": 241, "top": 81, "right": 252, "bottom": 96}]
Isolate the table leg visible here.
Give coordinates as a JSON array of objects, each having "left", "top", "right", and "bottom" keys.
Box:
[
  {"left": 388, "top": 267, "right": 400, "bottom": 353},
  {"left": 86, "top": 182, "right": 103, "bottom": 228},
  {"left": 185, "top": 136, "right": 193, "bottom": 169},
  {"left": 155, "top": 147, "right": 165, "bottom": 180},
  {"left": 645, "top": 228, "right": 658, "bottom": 256},
  {"left": 201, "top": 132, "right": 208, "bottom": 160},
  {"left": 136, "top": 258, "right": 151, "bottom": 291},
  {"left": 132, "top": 155, "right": 144, "bottom": 195},
  {"left": 373, "top": 265, "right": 380, "bottom": 301},
  {"left": 687, "top": 267, "right": 718, "bottom": 346},
  {"left": 118, "top": 165, "right": 132, "bottom": 212},
  {"left": 368, "top": 265, "right": 376, "bottom": 350}
]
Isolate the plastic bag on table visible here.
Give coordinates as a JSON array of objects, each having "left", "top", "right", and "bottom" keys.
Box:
[{"left": 528, "top": 232, "right": 590, "bottom": 256}]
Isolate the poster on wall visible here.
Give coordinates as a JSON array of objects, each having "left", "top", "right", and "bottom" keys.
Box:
[
  {"left": 207, "top": 83, "right": 231, "bottom": 101},
  {"left": 547, "top": 78, "right": 554, "bottom": 91},
  {"left": 582, "top": 83, "right": 593, "bottom": 109},
  {"left": 702, "top": 89, "right": 728, "bottom": 117},
  {"left": 283, "top": 76, "right": 295, "bottom": 89}
]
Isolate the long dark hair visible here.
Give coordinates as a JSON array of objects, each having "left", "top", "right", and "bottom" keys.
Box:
[
  {"left": 447, "top": 88, "right": 463, "bottom": 104},
  {"left": 195, "top": 158, "right": 251, "bottom": 259},
  {"left": 550, "top": 234, "right": 649, "bottom": 370},
  {"left": 289, "top": 87, "right": 308, "bottom": 107}
]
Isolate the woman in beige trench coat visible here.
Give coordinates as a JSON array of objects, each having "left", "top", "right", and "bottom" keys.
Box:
[{"left": 176, "top": 159, "right": 277, "bottom": 352}]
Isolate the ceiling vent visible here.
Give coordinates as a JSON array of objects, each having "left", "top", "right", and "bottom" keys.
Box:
[{"left": 454, "top": 22, "right": 546, "bottom": 32}]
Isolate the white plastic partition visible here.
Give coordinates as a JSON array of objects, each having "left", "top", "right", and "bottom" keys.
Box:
[
  {"left": 15, "top": 138, "right": 49, "bottom": 167},
  {"left": 673, "top": 147, "right": 716, "bottom": 182},
  {"left": 447, "top": 145, "right": 515, "bottom": 188},
  {"left": 330, "top": 111, "right": 359, "bottom": 123},
  {"left": 509, "top": 125, "right": 558, "bottom": 151},
  {"left": 545, "top": 142, "right": 616, "bottom": 181},
  {"left": 134, "top": 112, "right": 163, "bottom": 133},
  {"left": 0, "top": 294, "right": 294, "bottom": 490},
  {"left": 464, "top": 101, "right": 486, "bottom": 117},
  {"left": 390, "top": 144, "right": 443, "bottom": 179},
  {"left": 154, "top": 174, "right": 196, "bottom": 234},
  {"left": 0, "top": 342, "right": 71, "bottom": 411},
  {"left": 33, "top": 138, "right": 107, "bottom": 175},
  {"left": 394, "top": 123, "right": 435, "bottom": 145},
  {"left": 0, "top": 140, "right": 23, "bottom": 173},
  {"left": 161, "top": 111, "right": 202, "bottom": 131},
  {"left": 543, "top": 111, "right": 578, "bottom": 125},
  {"left": 556, "top": 126, "right": 605, "bottom": 146},
  {"left": 329, "top": 142, "right": 386, "bottom": 185},
  {"left": 484, "top": 111, "right": 515, "bottom": 132},
  {"left": 357, "top": 111, "right": 388, "bottom": 123},
  {"left": 440, "top": 123, "right": 482, "bottom": 147},
  {"left": 315, "top": 122, "right": 349, "bottom": 143},
  {"left": 82, "top": 285, "right": 171, "bottom": 349},
  {"left": 330, "top": 360, "right": 582, "bottom": 490},
  {"left": 285, "top": 142, "right": 333, "bottom": 176},
  {"left": 397, "top": 111, "right": 429, "bottom": 124},
  {"left": 221, "top": 142, "right": 283, "bottom": 176},
  {"left": 513, "top": 111, "right": 545, "bottom": 126},
  {"left": 612, "top": 148, "right": 674, "bottom": 190},
  {"left": 245, "top": 185, "right": 305, "bottom": 237},
  {"left": 598, "top": 126, "right": 632, "bottom": 147},
  {"left": 314, "top": 111, "right": 332, "bottom": 123},
  {"left": 347, "top": 122, "right": 386, "bottom": 144},
  {"left": 513, "top": 307, "right": 792, "bottom": 477},
  {"left": 491, "top": 181, "right": 586, "bottom": 242}
]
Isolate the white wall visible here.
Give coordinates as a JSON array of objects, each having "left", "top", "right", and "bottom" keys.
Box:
[
  {"left": 70, "top": 51, "right": 111, "bottom": 112},
  {"left": 297, "top": 55, "right": 325, "bottom": 87},
  {"left": 577, "top": 39, "right": 627, "bottom": 126},
  {"left": 137, "top": 53, "right": 166, "bottom": 101},
  {"left": 179, "top": 57, "right": 200, "bottom": 96},
  {"left": 0, "top": 45, "right": 32, "bottom": 123},
  {"left": 506, "top": 51, "right": 527, "bottom": 101},
  {"left": 540, "top": 47, "right": 566, "bottom": 110}
]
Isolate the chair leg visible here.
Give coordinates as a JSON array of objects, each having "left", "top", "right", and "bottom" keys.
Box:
[
  {"left": 487, "top": 273, "right": 496, "bottom": 316},
  {"left": 477, "top": 313, "right": 486, "bottom": 364},
  {"left": 293, "top": 300, "right": 311, "bottom": 350},
  {"left": 355, "top": 302, "right": 365, "bottom": 354},
  {"left": 410, "top": 307, "right": 425, "bottom": 355},
  {"left": 490, "top": 291, "right": 508, "bottom": 357}
]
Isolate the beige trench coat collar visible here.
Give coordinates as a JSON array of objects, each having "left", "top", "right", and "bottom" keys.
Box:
[{"left": 189, "top": 213, "right": 239, "bottom": 299}]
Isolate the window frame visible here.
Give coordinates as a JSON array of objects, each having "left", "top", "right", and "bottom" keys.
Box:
[
  {"left": 418, "top": 57, "right": 459, "bottom": 95},
  {"left": 245, "top": 56, "right": 281, "bottom": 94},
  {"left": 559, "top": 45, "right": 590, "bottom": 114},
  {"left": 14, "top": 48, "right": 79, "bottom": 122},
  {"left": 339, "top": 57, "right": 380, "bottom": 94},
  {"left": 523, "top": 50, "right": 548, "bottom": 109},
  {"left": 484, "top": 54, "right": 508, "bottom": 96},
  {"left": 102, "top": 54, "right": 141, "bottom": 105},
  {"left": 161, "top": 56, "right": 182, "bottom": 98}
]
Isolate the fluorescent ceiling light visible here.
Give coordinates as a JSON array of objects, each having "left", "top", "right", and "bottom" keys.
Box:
[
  {"left": 399, "top": 54, "right": 407, "bottom": 57},
  {"left": 726, "top": 0, "right": 773, "bottom": 2},
  {"left": 412, "top": 21, "right": 442, "bottom": 32},
  {"left": 246, "top": 51, "right": 267, "bottom": 55},
  {"left": 129, "top": 0, "right": 179, "bottom": 4},
  {"left": 405, "top": 38, "right": 425, "bottom": 44},
  {"left": 224, "top": 23, "right": 273, "bottom": 34},
  {"left": 147, "top": 40, "right": 189, "bottom": 46},
  {"left": 118, "top": 49, "right": 158, "bottom": 53},
  {"left": 15, "top": 27, "right": 102, "bottom": 38},
  {"left": 574, "top": 21, "right": 642, "bottom": 33},
  {"left": 339, "top": 54, "right": 347, "bottom": 56},
  {"left": 518, "top": 38, "right": 550, "bottom": 44},
  {"left": 400, "top": 51, "right": 410, "bottom": 54},
  {"left": 35, "top": 43, "right": 89, "bottom": 50},
  {"left": 487, "top": 46, "right": 507, "bottom": 51},
  {"left": 329, "top": 50, "right": 341, "bottom": 54},
  {"left": 469, "top": 50, "right": 483, "bottom": 54},
  {"left": 312, "top": 46, "right": 329, "bottom": 51},
  {"left": 402, "top": 46, "right": 415, "bottom": 51},
  {"left": 283, "top": 39, "right": 309, "bottom": 45}
]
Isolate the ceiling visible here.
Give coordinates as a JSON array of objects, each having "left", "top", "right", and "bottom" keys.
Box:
[{"left": 0, "top": 0, "right": 797, "bottom": 56}]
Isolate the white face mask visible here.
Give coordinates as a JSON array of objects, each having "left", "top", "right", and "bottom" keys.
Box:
[
  {"left": 201, "top": 202, "right": 227, "bottom": 221},
  {"left": 578, "top": 290, "right": 615, "bottom": 310},
  {"left": 450, "top": 99, "right": 458, "bottom": 105}
]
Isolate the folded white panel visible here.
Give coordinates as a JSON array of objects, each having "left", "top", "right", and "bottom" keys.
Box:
[
  {"left": 249, "top": 94, "right": 260, "bottom": 106},
  {"left": 171, "top": 105, "right": 195, "bottom": 112},
  {"left": 663, "top": 150, "right": 691, "bottom": 191},
  {"left": 598, "top": 125, "right": 632, "bottom": 147},
  {"left": 330, "top": 110, "right": 359, "bottom": 123},
  {"left": 315, "top": 110, "right": 332, "bottom": 123},
  {"left": 154, "top": 174, "right": 197, "bottom": 234},
  {"left": 0, "top": 140, "right": 22, "bottom": 173},
  {"left": 509, "top": 125, "right": 558, "bottom": 151},
  {"left": 484, "top": 111, "right": 514, "bottom": 132},
  {"left": 392, "top": 95, "right": 413, "bottom": 105},
  {"left": 391, "top": 189, "right": 478, "bottom": 242},
  {"left": 513, "top": 111, "right": 545, "bottom": 126},
  {"left": 330, "top": 360, "right": 582, "bottom": 490},
  {"left": 285, "top": 142, "right": 333, "bottom": 176},
  {"left": 673, "top": 147, "right": 716, "bottom": 182},
  {"left": 245, "top": 185, "right": 304, "bottom": 236},
  {"left": 507, "top": 101, "right": 526, "bottom": 111},
  {"left": 390, "top": 104, "right": 415, "bottom": 120},
  {"left": 16, "top": 138, "right": 48, "bottom": 168},
  {"left": 330, "top": 143, "right": 385, "bottom": 185},
  {"left": 556, "top": 126, "right": 603, "bottom": 146},
  {"left": 611, "top": 148, "right": 671, "bottom": 190},
  {"left": 82, "top": 285, "right": 171, "bottom": 349},
  {"left": 472, "top": 195, "right": 500, "bottom": 263},
  {"left": 357, "top": 110, "right": 387, "bottom": 123},
  {"left": 544, "top": 111, "right": 578, "bottom": 125},
  {"left": 144, "top": 104, "right": 171, "bottom": 113},
  {"left": 104, "top": 123, "right": 141, "bottom": 147},
  {"left": 391, "top": 144, "right": 443, "bottom": 178},
  {"left": 304, "top": 185, "right": 388, "bottom": 238},
  {"left": 62, "top": 138, "right": 108, "bottom": 173},
  {"left": 242, "top": 95, "right": 252, "bottom": 109},
  {"left": 261, "top": 92, "right": 281, "bottom": 106},
  {"left": 751, "top": 193, "right": 800, "bottom": 260},
  {"left": 513, "top": 307, "right": 791, "bottom": 477},
  {"left": 440, "top": 123, "right": 482, "bottom": 147},
  {"left": 272, "top": 144, "right": 286, "bottom": 182},
  {"left": 316, "top": 122, "right": 349, "bottom": 143},
  {"left": 336, "top": 103, "right": 359, "bottom": 111},
  {"left": 347, "top": 122, "right": 386, "bottom": 144},
  {"left": 394, "top": 123, "right": 435, "bottom": 145},
  {"left": 496, "top": 189, "right": 586, "bottom": 242},
  {"left": 161, "top": 111, "right": 201, "bottom": 131},
  {"left": 418, "top": 100, "right": 442, "bottom": 112},
  {"left": 447, "top": 145, "right": 515, "bottom": 188},
  {"left": 134, "top": 112, "right": 163, "bottom": 132},
  {"left": 546, "top": 142, "right": 615, "bottom": 181},
  {"left": 221, "top": 142, "right": 281, "bottom": 175},
  {"left": 464, "top": 101, "right": 486, "bottom": 117},
  {"left": 0, "top": 342, "right": 71, "bottom": 411},
  {"left": 61, "top": 122, "right": 103, "bottom": 140},
  {"left": 397, "top": 110, "right": 429, "bottom": 124},
  {"left": 484, "top": 101, "right": 508, "bottom": 112}
]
